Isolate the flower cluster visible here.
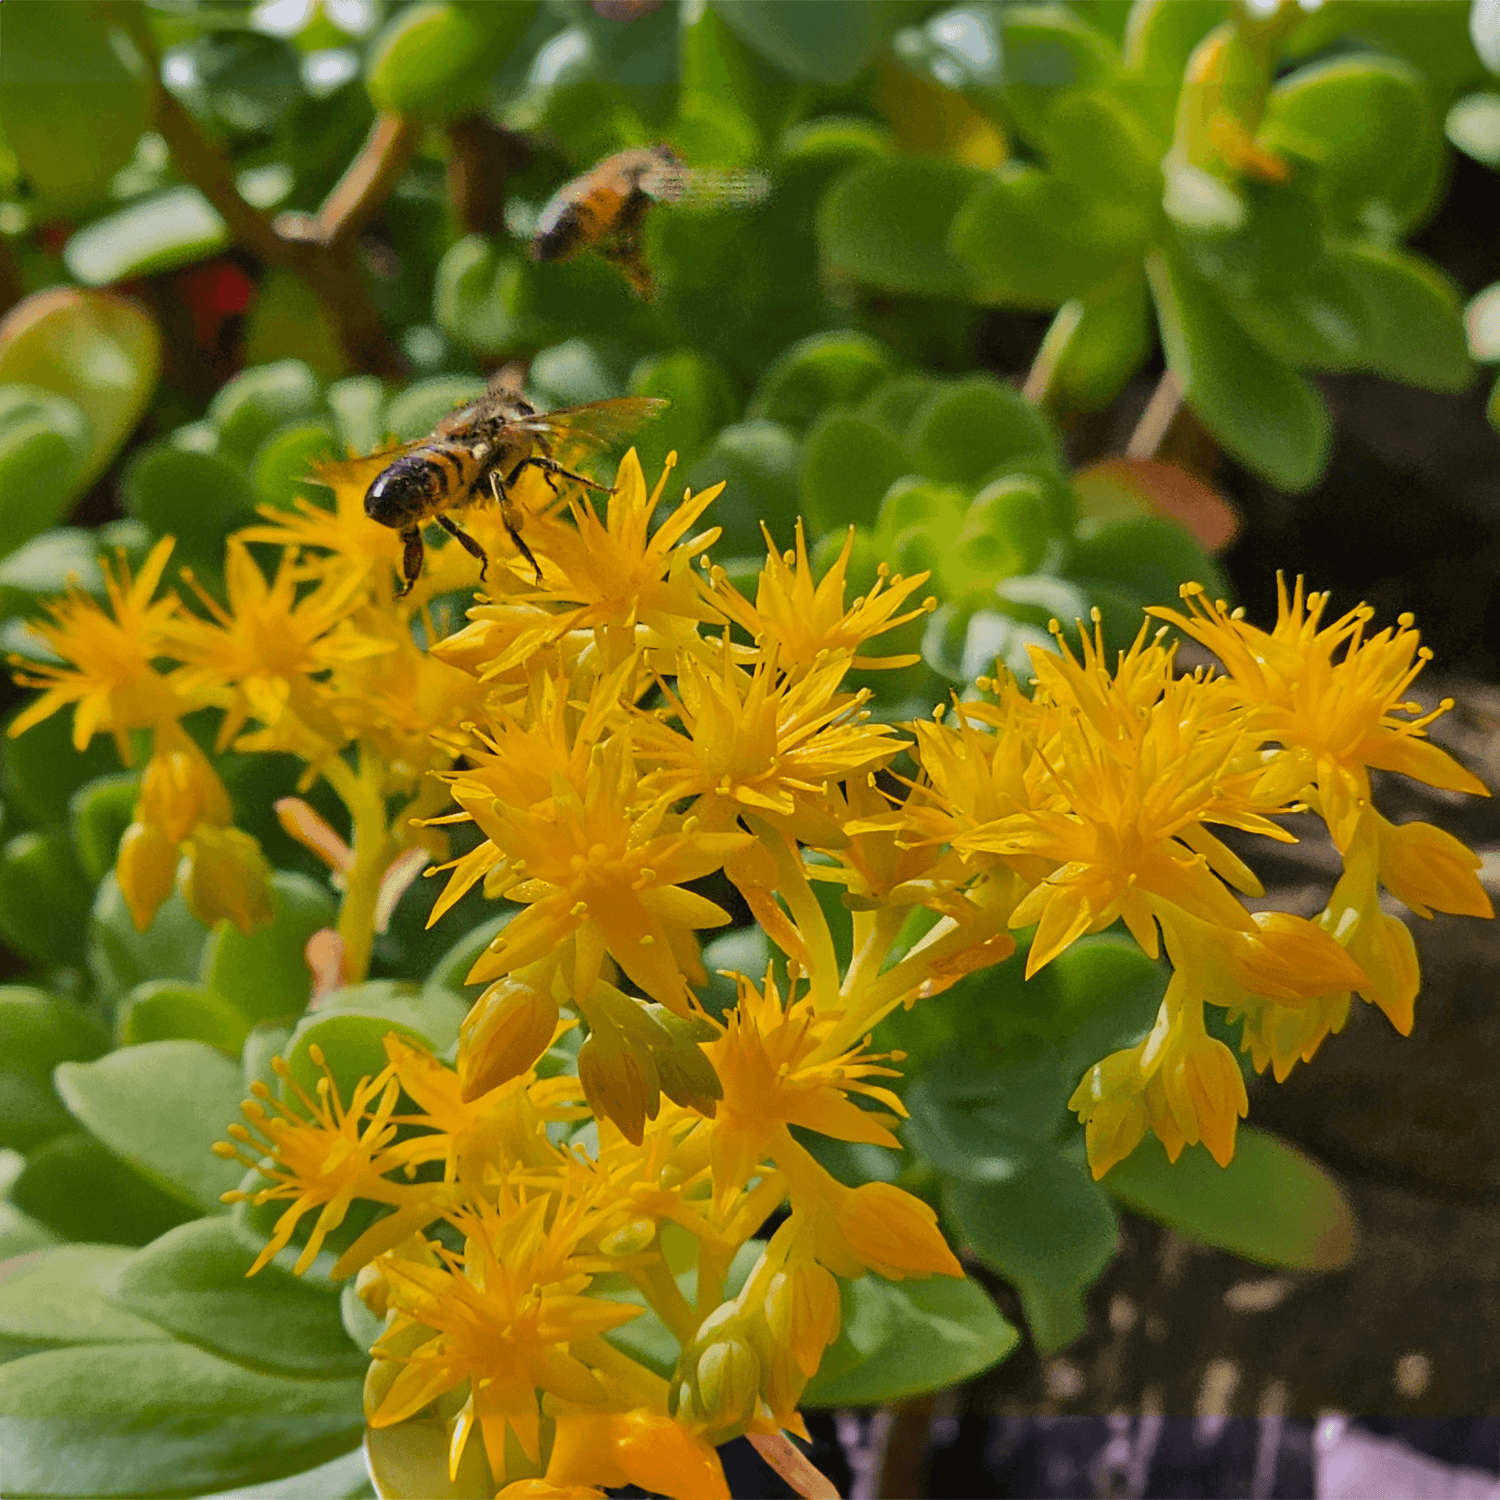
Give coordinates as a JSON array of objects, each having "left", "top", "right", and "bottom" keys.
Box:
[{"left": 11, "top": 446, "right": 1490, "bottom": 1497}]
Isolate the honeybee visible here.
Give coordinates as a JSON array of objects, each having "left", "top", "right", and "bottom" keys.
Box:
[
  {"left": 531, "top": 144, "right": 769, "bottom": 300},
  {"left": 323, "top": 376, "right": 667, "bottom": 596}
]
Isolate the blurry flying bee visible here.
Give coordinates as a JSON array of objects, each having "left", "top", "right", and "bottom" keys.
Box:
[
  {"left": 322, "top": 375, "right": 667, "bottom": 596},
  {"left": 531, "top": 144, "right": 769, "bottom": 300}
]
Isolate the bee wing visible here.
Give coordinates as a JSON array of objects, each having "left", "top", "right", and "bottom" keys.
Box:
[
  {"left": 662, "top": 165, "right": 772, "bottom": 211},
  {"left": 309, "top": 437, "right": 428, "bottom": 485},
  {"left": 521, "top": 396, "right": 670, "bottom": 454}
]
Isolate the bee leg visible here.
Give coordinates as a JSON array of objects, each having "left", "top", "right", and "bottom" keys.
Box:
[
  {"left": 601, "top": 235, "right": 655, "bottom": 301},
  {"left": 512, "top": 454, "right": 612, "bottom": 496},
  {"left": 489, "top": 473, "right": 545, "bottom": 585},
  {"left": 396, "top": 526, "right": 424, "bottom": 598},
  {"left": 435, "top": 513, "right": 491, "bottom": 584}
]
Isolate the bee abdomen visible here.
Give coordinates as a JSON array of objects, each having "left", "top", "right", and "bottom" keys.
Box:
[
  {"left": 532, "top": 200, "right": 593, "bottom": 262},
  {"left": 365, "top": 453, "right": 451, "bottom": 529}
]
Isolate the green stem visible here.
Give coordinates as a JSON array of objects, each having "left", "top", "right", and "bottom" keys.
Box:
[
  {"left": 755, "top": 821, "right": 840, "bottom": 1010},
  {"left": 630, "top": 1258, "right": 700, "bottom": 1346},
  {"left": 326, "top": 748, "right": 397, "bottom": 985}
]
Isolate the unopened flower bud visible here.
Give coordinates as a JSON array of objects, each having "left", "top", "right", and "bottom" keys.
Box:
[
  {"left": 577, "top": 1028, "right": 660, "bottom": 1145},
  {"left": 837, "top": 1180, "right": 963, "bottom": 1279},
  {"left": 457, "top": 977, "right": 559, "bottom": 1099},
  {"left": 179, "top": 825, "right": 274, "bottom": 934},
  {"left": 116, "top": 820, "right": 179, "bottom": 932},
  {"left": 141, "top": 733, "right": 231, "bottom": 842},
  {"left": 354, "top": 1260, "right": 390, "bottom": 1319},
  {"left": 694, "top": 1335, "right": 760, "bottom": 1432},
  {"left": 599, "top": 1217, "right": 657, "bottom": 1257},
  {"left": 652, "top": 1036, "right": 722, "bottom": 1117},
  {"left": 765, "top": 1261, "right": 842, "bottom": 1378}
]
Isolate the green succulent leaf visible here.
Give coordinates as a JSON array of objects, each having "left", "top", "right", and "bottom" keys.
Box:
[
  {"left": 1446, "top": 89, "right": 1500, "bottom": 165},
  {"left": 1147, "top": 247, "right": 1330, "bottom": 491},
  {"left": 1102, "top": 1126, "right": 1359, "bottom": 1269},
  {"left": 710, "top": 0, "right": 911, "bottom": 85},
  {"left": 946, "top": 1149, "right": 1119, "bottom": 1352},
  {"left": 9, "top": 1132, "right": 198, "bottom": 1248},
  {"left": 802, "top": 1272, "right": 1019, "bottom": 1406},
  {"left": 0, "top": 384, "right": 91, "bottom": 557},
  {"left": 817, "top": 157, "right": 987, "bottom": 299},
  {"left": 685, "top": 419, "right": 802, "bottom": 557},
  {"left": 117, "top": 982, "right": 253, "bottom": 1055},
  {"left": 1334, "top": 241, "right": 1474, "bottom": 393},
  {"left": 909, "top": 376, "right": 1056, "bottom": 487},
  {"left": 0, "top": 0, "right": 149, "bottom": 211},
  {"left": 800, "top": 410, "right": 914, "bottom": 536},
  {"left": 0, "top": 828, "right": 94, "bottom": 967},
  {"left": 749, "top": 332, "right": 895, "bottom": 436},
  {"left": 64, "top": 188, "right": 231, "bottom": 287},
  {"left": 208, "top": 361, "right": 327, "bottom": 464},
  {"left": 0, "top": 987, "right": 109, "bottom": 1152},
  {"left": 0, "top": 291, "right": 162, "bottom": 498},
  {"left": 111, "top": 1217, "right": 366, "bottom": 1377},
  {"left": 1263, "top": 56, "right": 1442, "bottom": 238},
  {"left": 53, "top": 1040, "right": 247, "bottom": 1214},
  {"left": 124, "top": 446, "right": 259, "bottom": 564},
  {"left": 88, "top": 876, "right": 209, "bottom": 1004},
  {"left": 0, "top": 1342, "right": 362, "bottom": 1499},
  {"left": 0, "top": 1244, "right": 169, "bottom": 1354},
  {"left": 365, "top": 0, "right": 540, "bottom": 122},
  {"left": 198, "top": 871, "right": 338, "bottom": 1028}
]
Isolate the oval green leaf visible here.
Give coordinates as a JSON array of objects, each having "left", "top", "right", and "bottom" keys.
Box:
[
  {"left": 64, "top": 187, "right": 231, "bottom": 287},
  {"left": 117, "top": 982, "right": 252, "bottom": 1055},
  {"left": 0, "top": 290, "right": 161, "bottom": 495},
  {"left": 0, "top": 1, "right": 149, "bottom": 211},
  {"left": 87, "top": 875, "right": 209, "bottom": 1003},
  {"left": 0, "top": 383, "right": 91, "bottom": 556},
  {"left": 818, "top": 156, "right": 987, "bottom": 300},
  {"left": 801, "top": 1273, "right": 1019, "bottom": 1407},
  {"left": 53, "top": 1040, "right": 247, "bottom": 1214},
  {"left": 111, "top": 1217, "right": 366, "bottom": 1377},
  {"left": 1102, "top": 1125, "right": 1358, "bottom": 1269},
  {"left": 1147, "top": 247, "right": 1330, "bottom": 491},
  {"left": 9, "top": 1132, "right": 197, "bottom": 1247},
  {"left": 0, "top": 1244, "right": 168, "bottom": 1349},
  {"left": 197, "top": 870, "right": 337, "bottom": 1027},
  {"left": 0, "top": 828, "right": 93, "bottom": 967},
  {"left": 365, "top": 0, "right": 539, "bottom": 123},
  {"left": 0, "top": 986, "right": 108, "bottom": 1152},
  {"left": 0, "top": 1342, "right": 363, "bottom": 1498}
]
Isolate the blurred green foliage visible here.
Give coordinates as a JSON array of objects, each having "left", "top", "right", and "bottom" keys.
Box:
[{"left": 0, "top": 0, "right": 1485, "bottom": 1491}]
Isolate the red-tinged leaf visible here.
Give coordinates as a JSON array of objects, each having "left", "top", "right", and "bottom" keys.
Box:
[{"left": 1074, "top": 457, "right": 1241, "bottom": 552}]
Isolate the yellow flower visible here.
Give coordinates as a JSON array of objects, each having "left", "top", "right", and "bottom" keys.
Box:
[
  {"left": 635, "top": 639, "right": 907, "bottom": 842},
  {"left": 1069, "top": 902, "right": 1367, "bottom": 1173},
  {"left": 708, "top": 520, "right": 934, "bottom": 675},
  {"left": 216, "top": 1048, "right": 433, "bottom": 1274},
  {"left": 966, "top": 647, "right": 1291, "bottom": 974},
  {"left": 366, "top": 1182, "right": 642, "bottom": 1481},
  {"left": 706, "top": 969, "right": 905, "bottom": 1208},
  {"left": 8, "top": 537, "right": 194, "bottom": 760},
  {"left": 118, "top": 720, "right": 272, "bottom": 932},
  {"left": 170, "top": 539, "right": 389, "bottom": 746},
  {"left": 436, "top": 453, "right": 725, "bottom": 681},
  {"left": 1150, "top": 578, "right": 1489, "bottom": 848},
  {"left": 457, "top": 974, "right": 564, "bottom": 1098},
  {"left": 545, "top": 1410, "right": 727, "bottom": 1500},
  {"left": 452, "top": 733, "right": 751, "bottom": 1015}
]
